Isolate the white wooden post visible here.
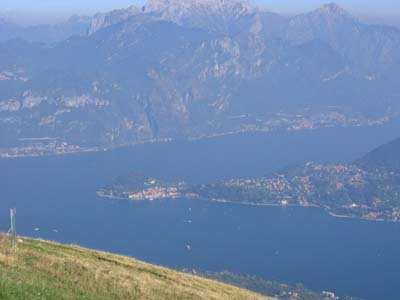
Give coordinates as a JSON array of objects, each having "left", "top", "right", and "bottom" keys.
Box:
[{"left": 10, "top": 208, "right": 16, "bottom": 251}]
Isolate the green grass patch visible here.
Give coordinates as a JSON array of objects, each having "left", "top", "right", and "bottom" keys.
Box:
[{"left": 0, "top": 237, "right": 267, "bottom": 300}]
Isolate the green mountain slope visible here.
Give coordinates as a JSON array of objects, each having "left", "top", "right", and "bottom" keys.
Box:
[{"left": 0, "top": 236, "right": 267, "bottom": 300}]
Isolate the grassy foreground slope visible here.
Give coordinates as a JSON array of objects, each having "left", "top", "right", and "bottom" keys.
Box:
[{"left": 0, "top": 237, "right": 267, "bottom": 300}]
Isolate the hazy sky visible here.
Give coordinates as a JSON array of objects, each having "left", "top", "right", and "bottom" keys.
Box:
[{"left": 2, "top": 0, "right": 400, "bottom": 22}]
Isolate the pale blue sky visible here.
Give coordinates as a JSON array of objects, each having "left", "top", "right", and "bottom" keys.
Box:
[{"left": 2, "top": 0, "right": 400, "bottom": 22}]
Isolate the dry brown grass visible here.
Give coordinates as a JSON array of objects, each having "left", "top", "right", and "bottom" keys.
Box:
[{"left": 0, "top": 237, "right": 270, "bottom": 300}]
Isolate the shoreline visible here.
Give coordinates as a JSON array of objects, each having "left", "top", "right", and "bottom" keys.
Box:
[
  {"left": 0, "top": 137, "right": 174, "bottom": 160},
  {"left": 1, "top": 117, "right": 394, "bottom": 160},
  {"left": 97, "top": 191, "right": 396, "bottom": 224}
]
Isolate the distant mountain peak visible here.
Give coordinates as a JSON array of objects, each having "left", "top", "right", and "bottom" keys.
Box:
[
  {"left": 143, "top": 0, "right": 255, "bottom": 14},
  {"left": 89, "top": 5, "right": 141, "bottom": 34},
  {"left": 315, "top": 2, "right": 349, "bottom": 17},
  {"left": 66, "top": 14, "right": 92, "bottom": 24},
  {"left": 144, "top": 0, "right": 247, "bottom": 7}
]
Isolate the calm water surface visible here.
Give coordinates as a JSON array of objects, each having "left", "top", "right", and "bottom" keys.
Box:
[{"left": 1, "top": 124, "right": 400, "bottom": 300}]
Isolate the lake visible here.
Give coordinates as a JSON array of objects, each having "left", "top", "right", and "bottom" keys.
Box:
[{"left": 1, "top": 123, "right": 400, "bottom": 300}]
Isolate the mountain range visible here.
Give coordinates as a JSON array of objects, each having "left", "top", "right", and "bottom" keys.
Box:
[
  {"left": 0, "top": 15, "right": 91, "bottom": 43},
  {"left": 1, "top": 1, "right": 400, "bottom": 157}
]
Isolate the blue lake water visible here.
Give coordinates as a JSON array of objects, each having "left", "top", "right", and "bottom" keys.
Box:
[{"left": 1, "top": 123, "right": 400, "bottom": 300}]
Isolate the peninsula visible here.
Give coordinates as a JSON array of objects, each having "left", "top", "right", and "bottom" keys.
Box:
[{"left": 99, "top": 137, "right": 400, "bottom": 223}]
